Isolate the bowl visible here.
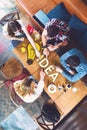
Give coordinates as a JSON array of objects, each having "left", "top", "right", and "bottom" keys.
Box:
[
  {"left": 72, "top": 87, "right": 77, "bottom": 92},
  {"left": 48, "top": 84, "right": 57, "bottom": 93}
]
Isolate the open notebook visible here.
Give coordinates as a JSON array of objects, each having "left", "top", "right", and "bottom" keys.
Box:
[{"left": 33, "top": 10, "right": 50, "bottom": 28}]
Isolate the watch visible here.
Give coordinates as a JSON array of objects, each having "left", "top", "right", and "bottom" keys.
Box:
[{"left": 42, "top": 45, "right": 47, "bottom": 48}]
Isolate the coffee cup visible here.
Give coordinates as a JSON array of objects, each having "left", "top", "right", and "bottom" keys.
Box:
[{"left": 66, "top": 84, "right": 71, "bottom": 89}]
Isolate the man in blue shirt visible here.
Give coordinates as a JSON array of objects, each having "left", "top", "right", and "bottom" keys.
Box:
[{"left": 55, "top": 48, "right": 87, "bottom": 82}]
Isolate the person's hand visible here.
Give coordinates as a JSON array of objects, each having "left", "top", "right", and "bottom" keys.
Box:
[
  {"left": 47, "top": 45, "right": 54, "bottom": 51},
  {"left": 43, "top": 48, "right": 49, "bottom": 57},
  {"left": 69, "top": 70, "right": 75, "bottom": 75},
  {"left": 0, "top": 80, "right": 4, "bottom": 84},
  {"left": 55, "top": 66, "right": 63, "bottom": 73},
  {"left": 20, "top": 37, "right": 25, "bottom": 41},
  {"left": 35, "top": 33, "right": 40, "bottom": 40},
  {"left": 40, "top": 69, "right": 45, "bottom": 80},
  {"left": 35, "top": 50, "right": 41, "bottom": 58}
]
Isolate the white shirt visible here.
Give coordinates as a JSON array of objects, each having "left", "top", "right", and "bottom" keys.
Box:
[{"left": 13, "top": 80, "right": 44, "bottom": 103}]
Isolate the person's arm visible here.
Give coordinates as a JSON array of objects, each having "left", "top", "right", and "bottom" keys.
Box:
[
  {"left": 48, "top": 41, "right": 68, "bottom": 51},
  {"left": 34, "top": 69, "right": 45, "bottom": 94},
  {"left": 39, "top": 69, "right": 45, "bottom": 81},
  {"left": 6, "top": 35, "right": 24, "bottom": 41},
  {"left": 62, "top": 71, "right": 84, "bottom": 82},
  {"left": 58, "top": 40, "right": 68, "bottom": 47},
  {"left": 42, "top": 29, "right": 47, "bottom": 46},
  {"left": 55, "top": 65, "right": 86, "bottom": 82},
  {"left": 42, "top": 29, "right": 50, "bottom": 57}
]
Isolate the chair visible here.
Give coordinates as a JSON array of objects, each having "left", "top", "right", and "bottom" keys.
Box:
[
  {"left": 0, "top": 57, "right": 31, "bottom": 106},
  {"left": 35, "top": 99, "right": 61, "bottom": 130},
  {"left": 0, "top": 11, "right": 20, "bottom": 26},
  {"left": 81, "top": 74, "right": 87, "bottom": 86}
]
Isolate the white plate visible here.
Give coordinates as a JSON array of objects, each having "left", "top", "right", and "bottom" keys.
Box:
[{"left": 48, "top": 84, "right": 57, "bottom": 93}]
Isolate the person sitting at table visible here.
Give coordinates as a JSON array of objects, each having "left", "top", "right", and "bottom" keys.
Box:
[
  {"left": 42, "top": 18, "right": 70, "bottom": 57},
  {"left": 55, "top": 48, "right": 87, "bottom": 82},
  {"left": 2, "top": 19, "right": 40, "bottom": 57},
  {"left": 13, "top": 69, "right": 45, "bottom": 103}
]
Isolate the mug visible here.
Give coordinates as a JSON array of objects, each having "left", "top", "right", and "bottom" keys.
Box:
[{"left": 66, "top": 84, "right": 71, "bottom": 89}]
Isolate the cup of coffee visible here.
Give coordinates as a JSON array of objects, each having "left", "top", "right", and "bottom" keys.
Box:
[
  {"left": 66, "top": 84, "right": 71, "bottom": 89},
  {"left": 58, "top": 86, "right": 63, "bottom": 91}
]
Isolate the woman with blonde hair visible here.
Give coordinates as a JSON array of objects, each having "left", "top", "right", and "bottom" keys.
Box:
[{"left": 14, "top": 70, "right": 45, "bottom": 103}]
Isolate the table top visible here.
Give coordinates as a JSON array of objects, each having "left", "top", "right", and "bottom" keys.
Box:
[
  {"left": 32, "top": 53, "right": 87, "bottom": 115},
  {"left": 13, "top": 43, "right": 87, "bottom": 119}
]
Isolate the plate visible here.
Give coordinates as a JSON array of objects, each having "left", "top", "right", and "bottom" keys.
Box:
[{"left": 48, "top": 84, "right": 57, "bottom": 93}]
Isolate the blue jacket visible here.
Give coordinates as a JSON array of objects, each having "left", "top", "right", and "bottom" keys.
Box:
[{"left": 60, "top": 48, "right": 87, "bottom": 82}]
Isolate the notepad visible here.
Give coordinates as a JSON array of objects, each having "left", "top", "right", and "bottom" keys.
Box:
[{"left": 33, "top": 10, "right": 50, "bottom": 28}]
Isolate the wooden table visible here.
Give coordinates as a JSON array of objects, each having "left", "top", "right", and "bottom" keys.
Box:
[
  {"left": 13, "top": 44, "right": 87, "bottom": 119},
  {"left": 32, "top": 53, "right": 87, "bottom": 116},
  {"left": 55, "top": 81, "right": 87, "bottom": 115}
]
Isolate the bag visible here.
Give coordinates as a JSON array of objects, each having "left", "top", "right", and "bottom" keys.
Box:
[
  {"left": 26, "top": 24, "right": 34, "bottom": 34},
  {"left": 42, "top": 100, "right": 60, "bottom": 123}
]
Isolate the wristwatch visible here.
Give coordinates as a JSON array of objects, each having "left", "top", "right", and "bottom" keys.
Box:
[{"left": 42, "top": 45, "right": 47, "bottom": 48}]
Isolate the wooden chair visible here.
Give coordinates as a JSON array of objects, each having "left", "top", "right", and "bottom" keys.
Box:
[
  {"left": 35, "top": 99, "right": 61, "bottom": 130},
  {"left": 0, "top": 10, "right": 20, "bottom": 26},
  {"left": 81, "top": 74, "right": 87, "bottom": 86}
]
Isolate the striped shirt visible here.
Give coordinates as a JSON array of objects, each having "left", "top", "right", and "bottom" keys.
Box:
[{"left": 45, "top": 18, "right": 71, "bottom": 45}]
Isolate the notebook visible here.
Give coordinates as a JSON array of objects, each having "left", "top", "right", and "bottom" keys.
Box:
[{"left": 33, "top": 10, "right": 50, "bottom": 28}]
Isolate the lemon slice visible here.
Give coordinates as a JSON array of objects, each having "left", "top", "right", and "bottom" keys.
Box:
[{"left": 21, "top": 47, "right": 26, "bottom": 53}]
